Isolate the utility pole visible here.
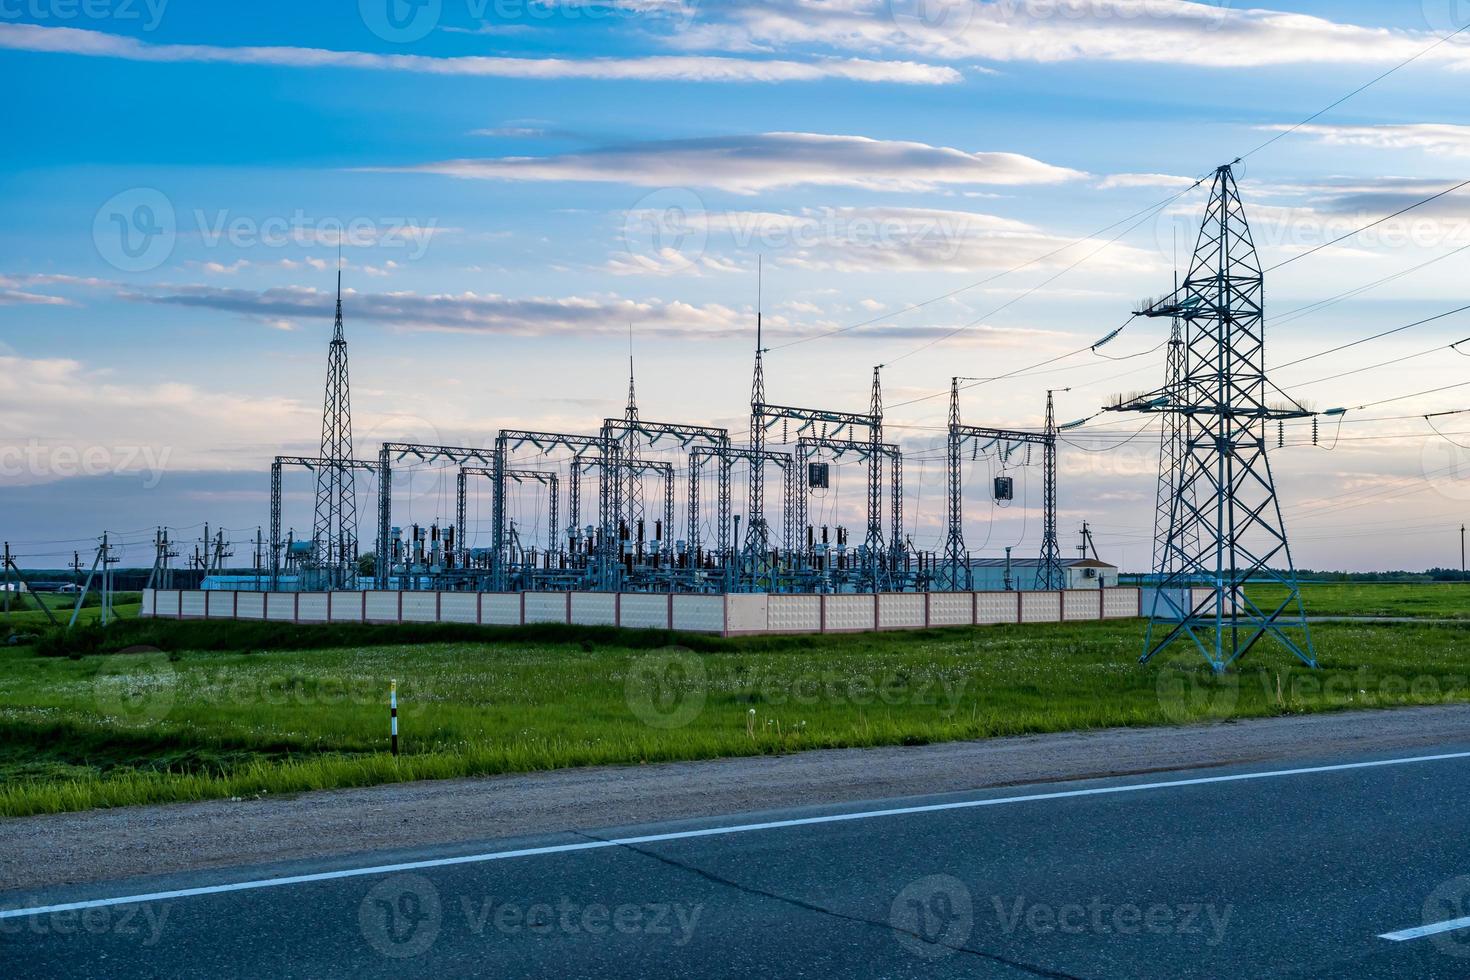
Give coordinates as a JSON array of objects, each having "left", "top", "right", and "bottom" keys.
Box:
[
  {"left": 1461, "top": 523, "right": 1465, "bottom": 582},
  {"left": 1035, "top": 388, "right": 1067, "bottom": 591},
  {"left": 2, "top": 541, "right": 10, "bottom": 617}
]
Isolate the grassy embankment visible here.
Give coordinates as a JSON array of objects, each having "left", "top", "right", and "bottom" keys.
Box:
[{"left": 1, "top": 580, "right": 1467, "bottom": 817}]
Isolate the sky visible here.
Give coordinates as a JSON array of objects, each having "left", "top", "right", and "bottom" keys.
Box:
[{"left": 3, "top": 0, "right": 1470, "bottom": 573}]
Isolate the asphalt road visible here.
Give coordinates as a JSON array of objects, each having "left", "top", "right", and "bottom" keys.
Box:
[{"left": 5, "top": 745, "right": 1470, "bottom": 978}]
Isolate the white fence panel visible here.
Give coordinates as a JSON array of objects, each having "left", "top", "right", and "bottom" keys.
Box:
[
  {"left": 824, "top": 594, "right": 875, "bottom": 632},
  {"left": 672, "top": 595, "right": 723, "bottom": 633},
  {"left": 619, "top": 594, "right": 670, "bottom": 630},
  {"left": 365, "top": 591, "right": 400, "bottom": 623},
  {"left": 975, "top": 592, "right": 1017, "bottom": 625},
  {"left": 1020, "top": 591, "right": 1062, "bottom": 624},
  {"left": 878, "top": 593, "right": 925, "bottom": 631},
  {"left": 236, "top": 591, "right": 265, "bottom": 620},
  {"left": 571, "top": 593, "right": 617, "bottom": 626},
  {"left": 140, "top": 589, "right": 156, "bottom": 617},
  {"left": 481, "top": 593, "right": 521, "bottom": 626},
  {"left": 179, "top": 591, "right": 207, "bottom": 618},
  {"left": 768, "top": 594, "right": 821, "bottom": 633},
  {"left": 206, "top": 591, "right": 235, "bottom": 619},
  {"left": 927, "top": 592, "right": 972, "bottom": 627},
  {"left": 154, "top": 590, "right": 181, "bottom": 618},
  {"left": 297, "top": 593, "right": 330, "bottom": 623},
  {"left": 1062, "top": 590, "right": 1101, "bottom": 622},
  {"left": 439, "top": 592, "right": 478, "bottom": 624},
  {"left": 1103, "top": 588, "right": 1139, "bottom": 619},
  {"left": 265, "top": 593, "right": 296, "bottom": 622},
  {"left": 401, "top": 592, "right": 438, "bottom": 623},
  {"left": 725, "top": 594, "right": 769, "bottom": 634},
  {"left": 329, "top": 592, "right": 362, "bottom": 623},
  {"left": 524, "top": 593, "right": 568, "bottom": 625}
]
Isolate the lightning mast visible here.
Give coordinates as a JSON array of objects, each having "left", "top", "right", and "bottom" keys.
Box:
[{"left": 312, "top": 266, "right": 358, "bottom": 589}]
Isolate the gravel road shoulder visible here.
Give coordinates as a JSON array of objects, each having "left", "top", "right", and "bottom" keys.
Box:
[{"left": 4, "top": 704, "right": 1469, "bottom": 894}]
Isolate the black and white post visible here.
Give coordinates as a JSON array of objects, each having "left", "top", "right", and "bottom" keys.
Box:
[{"left": 390, "top": 679, "right": 398, "bottom": 757}]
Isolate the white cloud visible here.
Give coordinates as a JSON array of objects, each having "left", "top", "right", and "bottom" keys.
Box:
[
  {"left": 1265, "top": 123, "right": 1470, "bottom": 157},
  {"left": 0, "top": 22, "right": 959, "bottom": 84},
  {"left": 1098, "top": 172, "right": 1201, "bottom": 189},
  {"left": 657, "top": 0, "right": 1470, "bottom": 70},
  {"left": 399, "top": 132, "right": 1084, "bottom": 193}
]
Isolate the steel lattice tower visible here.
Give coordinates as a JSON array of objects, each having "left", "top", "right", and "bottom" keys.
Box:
[
  {"left": 865, "top": 365, "right": 890, "bottom": 589},
  {"left": 937, "top": 377, "right": 971, "bottom": 591},
  {"left": 1152, "top": 292, "right": 1200, "bottom": 575},
  {"left": 1130, "top": 163, "right": 1315, "bottom": 671},
  {"left": 1033, "top": 389, "right": 1065, "bottom": 590},
  {"left": 312, "top": 270, "right": 358, "bottom": 588},
  {"left": 742, "top": 281, "right": 770, "bottom": 573},
  {"left": 622, "top": 354, "right": 644, "bottom": 540}
]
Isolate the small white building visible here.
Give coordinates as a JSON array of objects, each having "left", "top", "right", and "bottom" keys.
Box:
[{"left": 965, "top": 557, "right": 1119, "bottom": 592}]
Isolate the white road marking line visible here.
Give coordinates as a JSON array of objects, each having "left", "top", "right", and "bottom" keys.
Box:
[
  {"left": 4, "top": 749, "right": 1469, "bottom": 921},
  {"left": 1380, "top": 917, "right": 1470, "bottom": 942}
]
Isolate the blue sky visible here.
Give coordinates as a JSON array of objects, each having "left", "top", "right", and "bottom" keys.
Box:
[{"left": 4, "top": 0, "right": 1470, "bottom": 571}]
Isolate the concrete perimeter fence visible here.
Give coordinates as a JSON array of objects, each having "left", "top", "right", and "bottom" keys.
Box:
[{"left": 139, "top": 587, "right": 1160, "bottom": 637}]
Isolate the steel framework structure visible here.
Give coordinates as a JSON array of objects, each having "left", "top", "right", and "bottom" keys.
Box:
[
  {"left": 937, "top": 379, "right": 1060, "bottom": 591},
  {"left": 374, "top": 442, "right": 497, "bottom": 588},
  {"left": 1119, "top": 163, "right": 1316, "bottom": 671},
  {"left": 458, "top": 466, "right": 559, "bottom": 555},
  {"left": 492, "top": 430, "right": 610, "bottom": 589},
  {"left": 273, "top": 454, "right": 376, "bottom": 589},
  {"left": 311, "top": 272, "right": 359, "bottom": 588},
  {"left": 689, "top": 445, "right": 796, "bottom": 590},
  {"left": 792, "top": 435, "right": 904, "bottom": 572}
]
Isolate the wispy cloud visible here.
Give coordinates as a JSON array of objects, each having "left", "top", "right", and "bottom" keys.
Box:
[
  {"left": 1263, "top": 123, "right": 1470, "bottom": 157},
  {"left": 395, "top": 132, "right": 1084, "bottom": 193},
  {"left": 653, "top": 0, "right": 1470, "bottom": 70},
  {"left": 0, "top": 22, "right": 960, "bottom": 84}
]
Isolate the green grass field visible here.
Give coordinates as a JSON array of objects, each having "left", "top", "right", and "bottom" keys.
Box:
[
  {"left": 2, "top": 583, "right": 1468, "bottom": 818},
  {"left": 1251, "top": 581, "right": 1470, "bottom": 619}
]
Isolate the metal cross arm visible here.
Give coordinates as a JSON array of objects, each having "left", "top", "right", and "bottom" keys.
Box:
[{"left": 601, "top": 418, "right": 729, "bottom": 449}]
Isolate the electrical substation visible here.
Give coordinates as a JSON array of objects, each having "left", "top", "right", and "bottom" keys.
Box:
[{"left": 128, "top": 164, "right": 1327, "bottom": 664}]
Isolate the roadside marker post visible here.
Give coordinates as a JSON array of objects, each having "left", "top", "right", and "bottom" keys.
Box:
[{"left": 390, "top": 680, "right": 399, "bottom": 758}]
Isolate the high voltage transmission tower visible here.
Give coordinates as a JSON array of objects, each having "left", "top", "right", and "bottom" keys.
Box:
[
  {"left": 312, "top": 269, "right": 359, "bottom": 589},
  {"left": 1152, "top": 280, "right": 1200, "bottom": 575},
  {"left": 1034, "top": 388, "right": 1066, "bottom": 591},
  {"left": 1115, "top": 163, "right": 1316, "bottom": 672}
]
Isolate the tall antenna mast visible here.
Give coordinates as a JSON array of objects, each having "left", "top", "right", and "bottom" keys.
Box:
[{"left": 312, "top": 254, "right": 357, "bottom": 588}]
